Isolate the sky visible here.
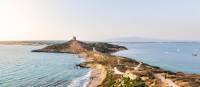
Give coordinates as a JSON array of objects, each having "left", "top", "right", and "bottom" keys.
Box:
[{"left": 0, "top": 0, "right": 200, "bottom": 41}]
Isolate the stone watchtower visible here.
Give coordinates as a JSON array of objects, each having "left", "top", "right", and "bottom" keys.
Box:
[{"left": 72, "top": 36, "right": 76, "bottom": 40}]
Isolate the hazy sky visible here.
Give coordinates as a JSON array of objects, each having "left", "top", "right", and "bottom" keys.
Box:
[{"left": 0, "top": 0, "right": 200, "bottom": 41}]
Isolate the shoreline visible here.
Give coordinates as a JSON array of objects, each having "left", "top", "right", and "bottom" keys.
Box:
[
  {"left": 86, "top": 69, "right": 103, "bottom": 87},
  {"left": 67, "top": 69, "right": 91, "bottom": 87},
  {"left": 33, "top": 39, "right": 200, "bottom": 86},
  {"left": 78, "top": 53, "right": 106, "bottom": 87}
]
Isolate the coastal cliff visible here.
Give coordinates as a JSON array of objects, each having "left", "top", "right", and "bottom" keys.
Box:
[{"left": 33, "top": 38, "right": 200, "bottom": 87}]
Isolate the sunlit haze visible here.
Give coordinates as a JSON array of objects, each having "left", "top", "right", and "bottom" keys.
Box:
[{"left": 0, "top": 0, "right": 200, "bottom": 41}]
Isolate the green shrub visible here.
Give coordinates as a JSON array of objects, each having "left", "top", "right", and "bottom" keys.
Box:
[{"left": 108, "top": 76, "right": 147, "bottom": 87}]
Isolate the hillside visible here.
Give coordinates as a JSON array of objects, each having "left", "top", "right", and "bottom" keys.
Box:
[{"left": 32, "top": 37, "right": 127, "bottom": 54}]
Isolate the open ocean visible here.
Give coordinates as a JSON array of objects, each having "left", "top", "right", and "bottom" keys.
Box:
[
  {"left": 114, "top": 42, "right": 200, "bottom": 74},
  {"left": 0, "top": 45, "right": 90, "bottom": 87}
]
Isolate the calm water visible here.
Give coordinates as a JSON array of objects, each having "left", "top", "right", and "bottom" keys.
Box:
[
  {"left": 0, "top": 45, "right": 89, "bottom": 87},
  {"left": 114, "top": 42, "right": 200, "bottom": 74}
]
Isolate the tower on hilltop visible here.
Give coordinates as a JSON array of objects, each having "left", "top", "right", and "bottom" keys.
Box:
[{"left": 72, "top": 36, "right": 76, "bottom": 40}]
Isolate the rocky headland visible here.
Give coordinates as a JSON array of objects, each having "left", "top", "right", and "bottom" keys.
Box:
[
  {"left": 33, "top": 37, "right": 200, "bottom": 87},
  {"left": 32, "top": 38, "right": 127, "bottom": 54}
]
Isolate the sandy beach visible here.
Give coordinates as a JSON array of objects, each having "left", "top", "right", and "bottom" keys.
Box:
[
  {"left": 86, "top": 69, "right": 103, "bottom": 87},
  {"left": 78, "top": 53, "right": 106, "bottom": 87}
]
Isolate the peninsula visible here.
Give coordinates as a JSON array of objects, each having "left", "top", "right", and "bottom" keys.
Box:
[{"left": 33, "top": 37, "right": 200, "bottom": 87}]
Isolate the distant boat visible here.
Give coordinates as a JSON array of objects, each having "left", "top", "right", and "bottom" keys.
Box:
[
  {"left": 164, "top": 51, "right": 169, "bottom": 54},
  {"left": 176, "top": 49, "right": 180, "bottom": 52},
  {"left": 192, "top": 49, "right": 199, "bottom": 56},
  {"left": 192, "top": 53, "right": 198, "bottom": 56}
]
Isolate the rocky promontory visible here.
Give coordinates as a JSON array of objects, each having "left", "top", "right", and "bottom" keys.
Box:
[
  {"left": 32, "top": 38, "right": 127, "bottom": 54},
  {"left": 33, "top": 37, "right": 200, "bottom": 87}
]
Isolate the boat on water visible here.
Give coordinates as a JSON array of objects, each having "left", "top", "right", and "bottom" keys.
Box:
[
  {"left": 192, "top": 49, "right": 199, "bottom": 56},
  {"left": 192, "top": 53, "right": 198, "bottom": 56}
]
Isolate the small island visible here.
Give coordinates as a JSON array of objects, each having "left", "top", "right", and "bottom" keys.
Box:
[{"left": 33, "top": 37, "right": 200, "bottom": 87}]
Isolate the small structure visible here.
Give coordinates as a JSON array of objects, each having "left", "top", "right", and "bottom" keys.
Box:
[
  {"left": 192, "top": 53, "right": 198, "bottom": 56},
  {"left": 93, "top": 47, "right": 96, "bottom": 52},
  {"left": 72, "top": 36, "right": 76, "bottom": 40}
]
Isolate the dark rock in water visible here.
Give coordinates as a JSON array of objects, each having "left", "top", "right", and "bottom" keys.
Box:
[
  {"left": 32, "top": 39, "right": 127, "bottom": 54},
  {"left": 76, "top": 63, "right": 90, "bottom": 68}
]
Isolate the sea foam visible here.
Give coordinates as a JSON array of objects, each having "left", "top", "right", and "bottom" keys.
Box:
[{"left": 68, "top": 70, "right": 92, "bottom": 87}]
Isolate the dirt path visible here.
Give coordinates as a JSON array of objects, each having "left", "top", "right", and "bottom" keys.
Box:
[
  {"left": 114, "top": 67, "right": 124, "bottom": 75},
  {"left": 134, "top": 62, "right": 142, "bottom": 70}
]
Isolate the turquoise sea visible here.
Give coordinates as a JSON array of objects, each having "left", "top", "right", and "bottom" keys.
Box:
[
  {"left": 0, "top": 45, "right": 90, "bottom": 87},
  {"left": 114, "top": 42, "right": 200, "bottom": 74}
]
